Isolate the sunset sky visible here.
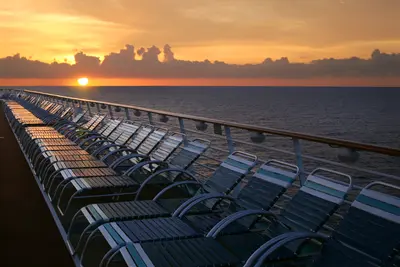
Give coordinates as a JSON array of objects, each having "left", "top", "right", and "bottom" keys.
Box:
[{"left": 1, "top": 0, "right": 400, "bottom": 86}]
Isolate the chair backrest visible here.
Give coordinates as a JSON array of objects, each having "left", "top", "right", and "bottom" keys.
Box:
[
  {"left": 96, "top": 118, "right": 115, "bottom": 135},
  {"left": 71, "top": 112, "right": 85, "bottom": 123},
  {"left": 88, "top": 115, "right": 106, "bottom": 131},
  {"left": 168, "top": 139, "right": 210, "bottom": 170},
  {"left": 37, "top": 99, "right": 44, "bottom": 107},
  {"left": 150, "top": 133, "right": 184, "bottom": 162},
  {"left": 81, "top": 115, "right": 99, "bottom": 129},
  {"left": 49, "top": 104, "right": 62, "bottom": 114},
  {"left": 136, "top": 128, "right": 168, "bottom": 156},
  {"left": 113, "top": 121, "right": 141, "bottom": 145},
  {"left": 27, "top": 96, "right": 36, "bottom": 103},
  {"left": 315, "top": 182, "right": 400, "bottom": 266},
  {"left": 126, "top": 125, "right": 154, "bottom": 151},
  {"left": 203, "top": 151, "right": 257, "bottom": 195},
  {"left": 42, "top": 101, "right": 54, "bottom": 111},
  {"left": 38, "top": 100, "right": 48, "bottom": 108},
  {"left": 47, "top": 102, "right": 56, "bottom": 112},
  {"left": 232, "top": 160, "right": 299, "bottom": 211},
  {"left": 59, "top": 107, "right": 73, "bottom": 119},
  {"left": 101, "top": 119, "right": 121, "bottom": 137},
  {"left": 276, "top": 168, "right": 352, "bottom": 233}
]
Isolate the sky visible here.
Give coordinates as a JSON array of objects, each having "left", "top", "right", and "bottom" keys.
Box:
[{"left": 1, "top": 0, "right": 400, "bottom": 86}]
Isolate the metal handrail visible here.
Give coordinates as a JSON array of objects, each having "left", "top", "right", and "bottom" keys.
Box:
[{"left": 18, "top": 89, "right": 400, "bottom": 157}]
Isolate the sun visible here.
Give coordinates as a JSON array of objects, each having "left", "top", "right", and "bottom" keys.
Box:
[{"left": 77, "top": 77, "right": 89, "bottom": 86}]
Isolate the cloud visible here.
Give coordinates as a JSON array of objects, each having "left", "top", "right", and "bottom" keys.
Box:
[
  {"left": 163, "top": 44, "right": 175, "bottom": 63},
  {"left": 0, "top": 45, "right": 399, "bottom": 80}
]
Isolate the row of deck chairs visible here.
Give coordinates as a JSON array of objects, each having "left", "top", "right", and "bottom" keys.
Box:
[{"left": 1, "top": 94, "right": 399, "bottom": 267}]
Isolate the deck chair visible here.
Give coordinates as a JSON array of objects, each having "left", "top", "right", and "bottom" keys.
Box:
[
  {"left": 51, "top": 132, "right": 187, "bottom": 215},
  {"left": 37, "top": 115, "right": 118, "bottom": 178},
  {"left": 25, "top": 114, "right": 107, "bottom": 167},
  {"left": 40, "top": 104, "right": 63, "bottom": 121},
  {"left": 110, "top": 138, "right": 211, "bottom": 181},
  {"left": 62, "top": 139, "right": 208, "bottom": 231},
  {"left": 61, "top": 151, "right": 256, "bottom": 223},
  {"left": 56, "top": 113, "right": 101, "bottom": 135},
  {"left": 27, "top": 118, "right": 119, "bottom": 160},
  {"left": 70, "top": 159, "right": 296, "bottom": 258},
  {"left": 64, "top": 114, "right": 106, "bottom": 139},
  {"left": 90, "top": 125, "right": 158, "bottom": 163},
  {"left": 66, "top": 139, "right": 211, "bottom": 235},
  {"left": 108, "top": 132, "right": 184, "bottom": 175},
  {"left": 45, "top": 130, "right": 174, "bottom": 197},
  {"left": 84, "top": 122, "right": 144, "bottom": 156},
  {"left": 41, "top": 128, "right": 169, "bottom": 200},
  {"left": 26, "top": 100, "right": 57, "bottom": 119},
  {"left": 244, "top": 181, "right": 400, "bottom": 267},
  {"left": 32, "top": 122, "right": 142, "bottom": 182},
  {"left": 73, "top": 118, "right": 122, "bottom": 143},
  {"left": 4, "top": 104, "right": 45, "bottom": 137},
  {"left": 88, "top": 167, "right": 351, "bottom": 267},
  {"left": 43, "top": 106, "right": 74, "bottom": 124},
  {"left": 21, "top": 111, "right": 96, "bottom": 147},
  {"left": 54, "top": 110, "right": 87, "bottom": 131}
]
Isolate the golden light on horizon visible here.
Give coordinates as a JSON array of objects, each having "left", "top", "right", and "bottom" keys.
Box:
[{"left": 77, "top": 77, "right": 89, "bottom": 86}]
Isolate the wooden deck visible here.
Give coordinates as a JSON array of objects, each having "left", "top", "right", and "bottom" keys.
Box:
[{"left": 0, "top": 104, "right": 74, "bottom": 267}]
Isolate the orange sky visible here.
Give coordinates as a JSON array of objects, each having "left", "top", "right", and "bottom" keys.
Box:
[{"left": 1, "top": 0, "right": 400, "bottom": 86}]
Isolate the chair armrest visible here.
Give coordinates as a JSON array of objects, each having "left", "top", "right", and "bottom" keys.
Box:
[
  {"left": 206, "top": 209, "right": 277, "bottom": 238},
  {"left": 174, "top": 193, "right": 235, "bottom": 218},
  {"left": 134, "top": 168, "right": 199, "bottom": 200},
  {"left": 110, "top": 155, "right": 154, "bottom": 170},
  {"left": 153, "top": 181, "right": 203, "bottom": 202},
  {"left": 245, "top": 232, "right": 327, "bottom": 267}
]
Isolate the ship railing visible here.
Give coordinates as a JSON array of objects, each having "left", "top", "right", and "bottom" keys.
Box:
[{"left": 2, "top": 88, "right": 400, "bottom": 234}]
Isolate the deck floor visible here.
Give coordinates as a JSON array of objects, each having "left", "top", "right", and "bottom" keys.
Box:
[{"left": 0, "top": 105, "right": 74, "bottom": 267}]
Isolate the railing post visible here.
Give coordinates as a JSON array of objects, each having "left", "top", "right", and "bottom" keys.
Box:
[
  {"left": 108, "top": 105, "right": 114, "bottom": 119},
  {"left": 224, "top": 126, "right": 235, "bottom": 153},
  {"left": 86, "top": 102, "right": 92, "bottom": 116},
  {"left": 147, "top": 112, "right": 153, "bottom": 125},
  {"left": 124, "top": 107, "right": 131, "bottom": 120},
  {"left": 178, "top": 118, "right": 188, "bottom": 145},
  {"left": 96, "top": 103, "right": 101, "bottom": 113},
  {"left": 293, "top": 138, "right": 306, "bottom": 185}
]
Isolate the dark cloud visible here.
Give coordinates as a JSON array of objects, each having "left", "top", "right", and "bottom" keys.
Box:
[
  {"left": 163, "top": 44, "right": 175, "bottom": 63},
  {"left": 0, "top": 45, "right": 399, "bottom": 79},
  {"left": 74, "top": 52, "right": 101, "bottom": 75}
]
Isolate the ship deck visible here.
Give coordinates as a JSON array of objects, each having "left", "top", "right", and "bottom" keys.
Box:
[
  {"left": 0, "top": 105, "right": 73, "bottom": 267},
  {"left": 0, "top": 89, "right": 399, "bottom": 267}
]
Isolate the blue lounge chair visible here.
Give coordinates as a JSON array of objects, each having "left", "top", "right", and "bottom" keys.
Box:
[
  {"left": 42, "top": 127, "right": 169, "bottom": 192},
  {"left": 85, "top": 168, "right": 351, "bottom": 267},
  {"left": 244, "top": 181, "right": 400, "bottom": 267},
  {"left": 54, "top": 135, "right": 208, "bottom": 216},
  {"left": 71, "top": 159, "right": 297, "bottom": 259}
]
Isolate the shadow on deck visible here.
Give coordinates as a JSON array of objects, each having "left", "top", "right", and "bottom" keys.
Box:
[{"left": 0, "top": 105, "right": 74, "bottom": 267}]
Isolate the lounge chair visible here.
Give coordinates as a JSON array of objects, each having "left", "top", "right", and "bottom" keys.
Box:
[
  {"left": 244, "top": 181, "right": 400, "bottom": 267},
  {"left": 69, "top": 159, "right": 297, "bottom": 257},
  {"left": 83, "top": 167, "right": 351, "bottom": 267},
  {"left": 46, "top": 130, "right": 175, "bottom": 198},
  {"left": 81, "top": 121, "right": 140, "bottom": 153},
  {"left": 34, "top": 121, "right": 142, "bottom": 177},
  {"left": 26, "top": 117, "right": 120, "bottom": 161},
  {"left": 53, "top": 133, "right": 198, "bottom": 215},
  {"left": 72, "top": 118, "right": 122, "bottom": 143}
]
